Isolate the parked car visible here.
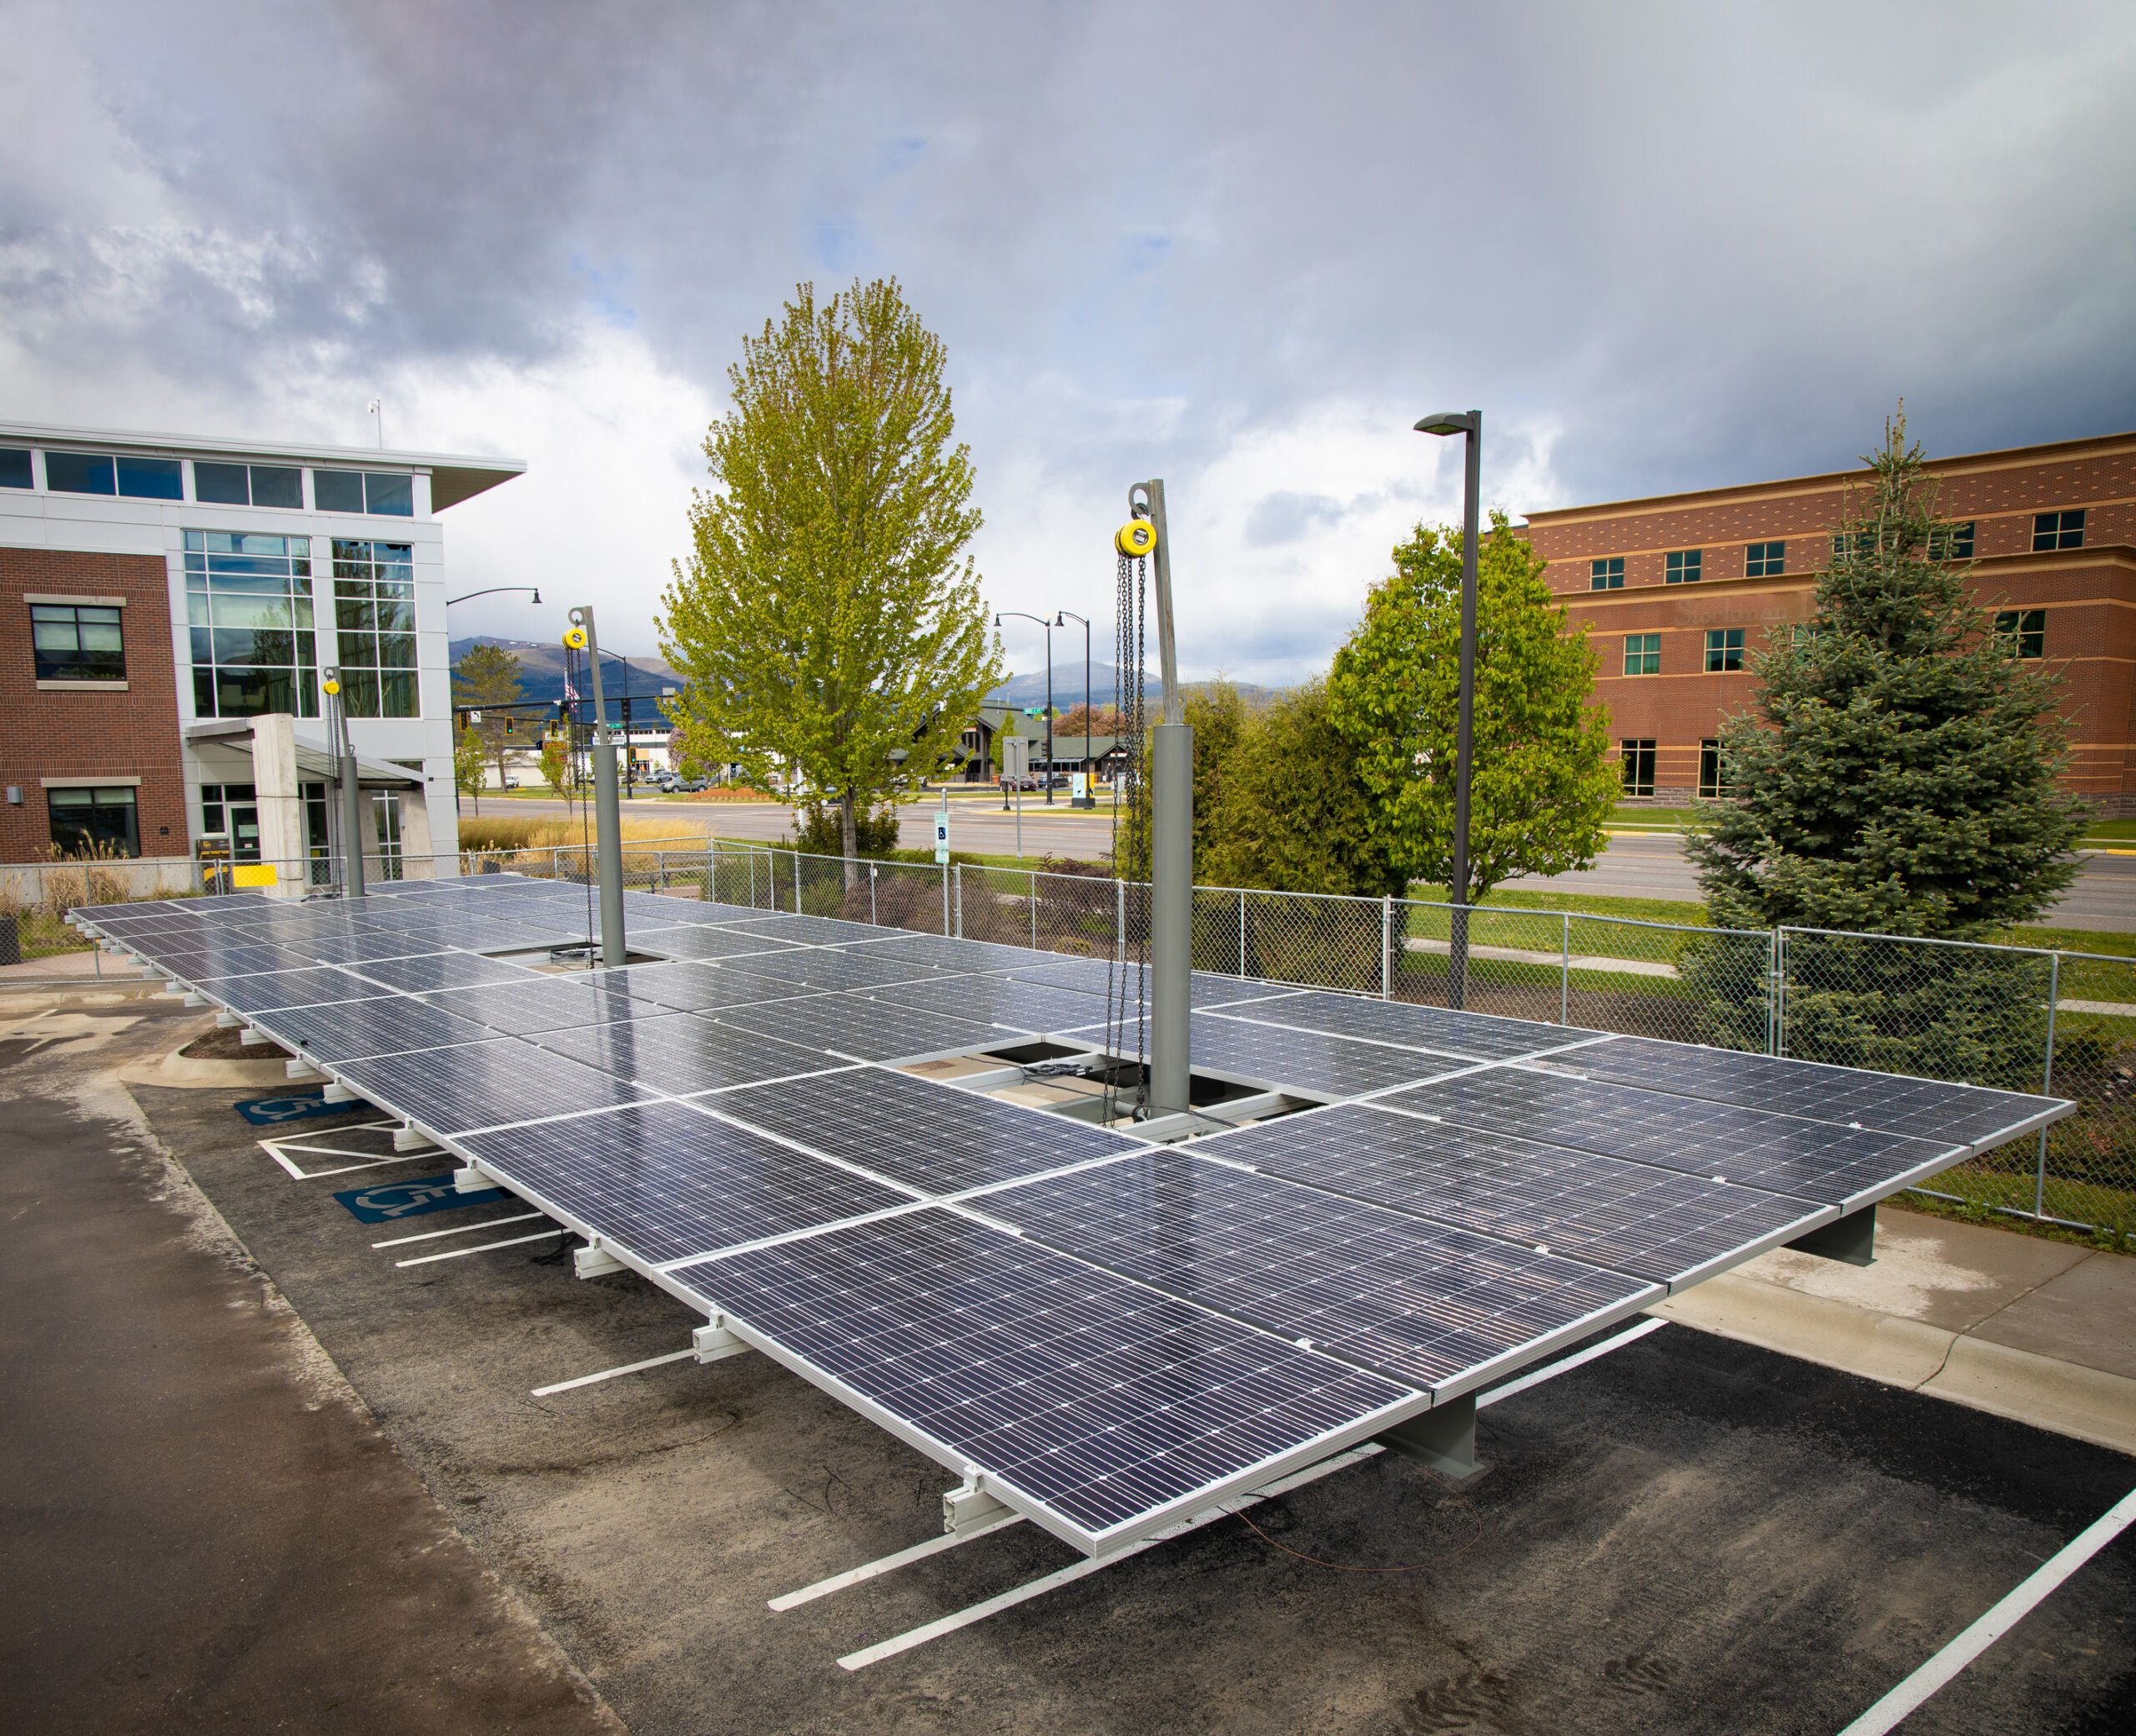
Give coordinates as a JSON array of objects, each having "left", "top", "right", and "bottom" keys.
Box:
[{"left": 676, "top": 776, "right": 711, "bottom": 793}]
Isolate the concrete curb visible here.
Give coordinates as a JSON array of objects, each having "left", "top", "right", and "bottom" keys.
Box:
[{"left": 1652, "top": 1271, "right": 2136, "bottom": 1457}]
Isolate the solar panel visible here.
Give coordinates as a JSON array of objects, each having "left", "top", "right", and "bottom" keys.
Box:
[
  {"left": 149, "top": 942, "right": 331, "bottom": 982},
  {"left": 249, "top": 996, "right": 500, "bottom": 1064},
  {"left": 290, "top": 930, "right": 459, "bottom": 966},
  {"left": 597, "top": 961, "right": 827, "bottom": 1013},
  {"left": 458, "top": 1100, "right": 911, "bottom": 1266},
  {"left": 710, "top": 1065, "right": 1145, "bottom": 1194},
  {"left": 974, "top": 1150, "right": 1657, "bottom": 1393},
  {"left": 666, "top": 1208, "right": 1420, "bottom": 1552},
  {"left": 844, "top": 933, "right": 1049, "bottom": 973},
  {"left": 1383, "top": 1068, "right": 1963, "bottom": 1210},
  {"left": 725, "top": 913, "right": 890, "bottom": 946},
  {"left": 333, "top": 1037, "right": 659, "bottom": 1135},
  {"left": 524, "top": 1010, "right": 839, "bottom": 1094},
  {"left": 1212, "top": 992, "right": 1605, "bottom": 1063},
  {"left": 718, "top": 949, "right": 954, "bottom": 991},
  {"left": 1194, "top": 1102, "right": 1830, "bottom": 1289},
  {"left": 1539, "top": 1036, "right": 2068, "bottom": 1153},
  {"left": 627, "top": 924, "right": 805, "bottom": 962},
  {"left": 1059, "top": 1012, "right": 1454, "bottom": 1100},
  {"left": 858, "top": 975, "right": 1112, "bottom": 1036},
  {"left": 412, "top": 978, "right": 645, "bottom": 1036},
  {"left": 187, "top": 964, "right": 391, "bottom": 1014},
  {"left": 713, "top": 994, "right": 1000, "bottom": 1064},
  {"left": 345, "top": 951, "right": 543, "bottom": 994}
]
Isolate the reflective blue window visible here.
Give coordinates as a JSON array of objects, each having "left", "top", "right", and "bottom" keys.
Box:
[
  {"left": 115, "top": 455, "right": 183, "bottom": 499},
  {"left": 44, "top": 451, "right": 115, "bottom": 495},
  {"left": 0, "top": 447, "right": 31, "bottom": 489}
]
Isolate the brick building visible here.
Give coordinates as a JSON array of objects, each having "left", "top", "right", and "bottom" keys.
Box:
[
  {"left": 0, "top": 420, "right": 522, "bottom": 869},
  {"left": 1520, "top": 430, "right": 2136, "bottom": 814}
]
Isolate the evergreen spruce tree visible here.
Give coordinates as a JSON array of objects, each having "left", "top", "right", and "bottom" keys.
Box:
[{"left": 1684, "top": 410, "right": 2085, "bottom": 1079}]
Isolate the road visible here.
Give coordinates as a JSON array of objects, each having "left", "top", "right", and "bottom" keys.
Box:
[{"left": 478, "top": 797, "right": 2136, "bottom": 932}]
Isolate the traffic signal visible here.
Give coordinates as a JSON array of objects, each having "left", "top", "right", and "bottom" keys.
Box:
[{"left": 503, "top": 717, "right": 516, "bottom": 736}]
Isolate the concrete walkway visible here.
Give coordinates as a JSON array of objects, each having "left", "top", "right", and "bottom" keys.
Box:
[{"left": 1655, "top": 1205, "right": 2136, "bottom": 1456}]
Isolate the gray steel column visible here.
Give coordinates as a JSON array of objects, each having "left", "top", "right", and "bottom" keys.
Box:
[
  {"left": 571, "top": 607, "right": 627, "bottom": 967},
  {"left": 326, "top": 667, "right": 365, "bottom": 899},
  {"left": 1449, "top": 415, "right": 1480, "bottom": 1010},
  {"left": 1140, "top": 478, "right": 1191, "bottom": 1116}
]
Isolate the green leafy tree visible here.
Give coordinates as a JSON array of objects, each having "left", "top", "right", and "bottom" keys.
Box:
[
  {"left": 1202, "top": 681, "right": 1401, "bottom": 898},
  {"left": 1327, "top": 513, "right": 1618, "bottom": 904},
  {"left": 451, "top": 724, "right": 488, "bottom": 814},
  {"left": 1684, "top": 410, "right": 2087, "bottom": 1082},
  {"left": 660, "top": 278, "right": 1003, "bottom": 888},
  {"left": 1113, "top": 680, "right": 1254, "bottom": 883},
  {"left": 538, "top": 736, "right": 575, "bottom": 813},
  {"left": 451, "top": 643, "right": 528, "bottom": 796}
]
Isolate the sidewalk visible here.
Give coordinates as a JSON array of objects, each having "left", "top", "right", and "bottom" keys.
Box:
[{"left": 1654, "top": 1205, "right": 2136, "bottom": 1455}]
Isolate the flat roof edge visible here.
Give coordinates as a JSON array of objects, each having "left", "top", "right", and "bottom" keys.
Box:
[
  {"left": 0, "top": 418, "right": 526, "bottom": 486},
  {"left": 1521, "top": 429, "right": 2136, "bottom": 525}
]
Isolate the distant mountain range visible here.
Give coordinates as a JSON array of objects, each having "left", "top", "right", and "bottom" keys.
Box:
[
  {"left": 449, "top": 636, "right": 681, "bottom": 727},
  {"left": 449, "top": 637, "right": 1271, "bottom": 726}
]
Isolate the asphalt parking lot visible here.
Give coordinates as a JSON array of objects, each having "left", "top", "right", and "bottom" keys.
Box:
[{"left": 7, "top": 1004, "right": 2133, "bottom": 1734}]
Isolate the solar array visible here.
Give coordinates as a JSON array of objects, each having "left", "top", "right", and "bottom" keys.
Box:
[{"left": 77, "top": 873, "right": 2073, "bottom": 1557}]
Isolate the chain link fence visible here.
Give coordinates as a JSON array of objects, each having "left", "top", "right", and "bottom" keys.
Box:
[{"left": 31, "top": 834, "right": 2133, "bottom": 1240}]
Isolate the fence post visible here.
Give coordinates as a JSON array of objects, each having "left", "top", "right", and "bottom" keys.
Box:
[
  {"left": 1382, "top": 896, "right": 1392, "bottom": 999},
  {"left": 869, "top": 863, "right": 878, "bottom": 926},
  {"left": 2037, "top": 951, "right": 2060, "bottom": 1219},
  {"left": 1116, "top": 876, "right": 1126, "bottom": 965},
  {"left": 1771, "top": 929, "right": 1786, "bottom": 1056},
  {"left": 1562, "top": 912, "right": 1570, "bottom": 1026},
  {"left": 791, "top": 849, "right": 801, "bottom": 913},
  {"left": 1238, "top": 889, "right": 1247, "bottom": 979},
  {"left": 955, "top": 863, "right": 964, "bottom": 938},
  {"left": 940, "top": 861, "right": 950, "bottom": 935}
]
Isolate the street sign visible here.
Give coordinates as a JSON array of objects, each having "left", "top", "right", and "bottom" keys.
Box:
[{"left": 933, "top": 813, "right": 950, "bottom": 864}]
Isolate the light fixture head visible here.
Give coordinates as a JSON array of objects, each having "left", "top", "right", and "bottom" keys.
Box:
[{"left": 1414, "top": 410, "right": 1478, "bottom": 437}]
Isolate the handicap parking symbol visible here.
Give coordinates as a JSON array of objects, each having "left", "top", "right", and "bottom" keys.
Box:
[
  {"left": 235, "top": 1094, "right": 370, "bottom": 1126},
  {"left": 332, "top": 1174, "right": 503, "bottom": 1224}
]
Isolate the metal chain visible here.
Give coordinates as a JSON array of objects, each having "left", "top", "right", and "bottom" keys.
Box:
[{"left": 1105, "top": 549, "right": 1150, "bottom": 1121}]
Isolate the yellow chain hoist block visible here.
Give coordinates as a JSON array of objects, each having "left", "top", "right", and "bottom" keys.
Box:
[
  {"left": 562, "top": 626, "right": 588, "bottom": 651},
  {"left": 1115, "top": 519, "right": 1156, "bottom": 558},
  {"left": 321, "top": 677, "right": 340, "bottom": 696}
]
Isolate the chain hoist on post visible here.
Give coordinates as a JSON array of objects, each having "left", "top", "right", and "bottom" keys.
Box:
[
  {"left": 566, "top": 612, "right": 627, "bottom": 967},
  {"left": 321, "top": 666, "right": 363, "bottom": 898}
]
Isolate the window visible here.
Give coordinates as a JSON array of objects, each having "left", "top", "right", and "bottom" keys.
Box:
[
  {"left": 1623, "top": 632, "right": 1660, "bottom": 676},
  {"left": 31, "top": 603, "right": 125, "bottom": 682},
  {"left": 1620, "top": 740, "right": 1656, "bottom": 798},
  {"left": 184, "top": 530, "right": 318, "bottom": 718},
  {"left": 1745, "top": 541, "right": 1785, "bottom": 577},
  {"left": 314, "top": 470, "right": 414, "bottom": 516},
  {"left": 1704, "top": 628, "right": 1745, "bottom": 672},
  {"left": 1791, "top": 622, "right": 1822, "bottom": 648},
  {"left": 1590, "top": 556, "right": 1625, "bottom": 590},
  {"left": 371, "top": 791, "right": 405, "bottom": 879},
  {"left": 0, "top": 447, "right": 31, "bottom": 489},
  {"left": 194, "top": 462, "right": 304, "bottom": 510},
  {"left": 43, "top": 450, "right": 183, "bottom": 499},
  {"left": 1831, "top": 530, "right": 1875, "bottom": 560},
  {"left": 1995, "top": 609, "right": 2046, "bottom": 658},
  {"left": 1665, "top": 549, "right": 1703, "bottom": 584},
  {"left": 1699, "top": 740, "right": 1727, "bottom": 799},
  {"left": 48, "top": 787, "right": 140, "bottom": 858},
  {"left": 2033, "top": 510, "right": 2085, "bottom": 551},
  {"left": 1930, "top": 521, "right": 1976, "bottom": 561},
  {"left": 332, "top": 538, "right": 418, "bottom": 717}
]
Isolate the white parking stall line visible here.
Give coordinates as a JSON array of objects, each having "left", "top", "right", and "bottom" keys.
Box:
[
  {"left": 394, "top": 1229, "right": 564, "bottom": 1268},
  {"left": 1835, "top": 1483, "right": 2136, "bottom": 1736}
]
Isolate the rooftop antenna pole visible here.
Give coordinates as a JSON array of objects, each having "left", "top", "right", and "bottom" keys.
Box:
[
  {"left": 1132, "top": 479, "right": 1191, "bottom": 1115},
  {"left": 567, "top": 608, "right": 626, "bottom": 967},
  {"left": 368, "top": 398, "right": 383, "bottom": 450}
]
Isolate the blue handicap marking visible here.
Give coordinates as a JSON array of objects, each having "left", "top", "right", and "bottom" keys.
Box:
[
  {"left": 235, "top": 1094, "right": 372, "bottom": 1126},
  {"left": 333, "top": 1173, "right": 505, "bottom": 1224}
]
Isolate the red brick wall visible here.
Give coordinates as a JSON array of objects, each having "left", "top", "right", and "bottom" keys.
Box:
[
  {"left": 1521, "top": 436, "right": 2136, "bottom": 813},
  {"left": 0, "top": 546, "right": 188, "bottom": 863}
]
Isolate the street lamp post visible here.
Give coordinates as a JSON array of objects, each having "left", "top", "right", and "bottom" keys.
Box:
[
  {"left": 995, "top": 611, "right": 1055, "bottom": 805},
  {"left": 1055, "top": 609, "right": 1093, "bottom": 808},
  {"left": 1414, "top": 410, "right": 1482, "bottom": 1010}
]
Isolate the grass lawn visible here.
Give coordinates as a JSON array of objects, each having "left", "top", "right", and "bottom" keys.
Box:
[{"left": 1406, "top": 883, "right": 1713, "bottom": 928}]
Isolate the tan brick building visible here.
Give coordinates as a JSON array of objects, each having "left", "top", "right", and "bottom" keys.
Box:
[{"left": 1520, "top": 430, "right": 2136, "bottom": 814}]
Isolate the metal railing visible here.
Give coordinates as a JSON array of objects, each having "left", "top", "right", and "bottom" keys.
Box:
[{"left": 33, "top": 838, "right": 2132, "bottom": 1241}]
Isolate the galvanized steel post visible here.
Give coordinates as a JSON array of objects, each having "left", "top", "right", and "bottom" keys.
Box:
[
  {"left": 568, "top": 608, "right": 626, "bottom": 967},
  {"left": 1136, "top": 478, "right": 1192, "bottom": 1116}
]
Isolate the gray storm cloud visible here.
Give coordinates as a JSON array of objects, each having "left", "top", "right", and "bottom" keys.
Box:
[{"left": 3, "top": 0, "right": 2131, "bottom": 681}]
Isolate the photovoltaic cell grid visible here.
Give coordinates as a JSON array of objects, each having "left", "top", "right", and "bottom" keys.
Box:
[
  {"left": 458, "top": 1100, "right": 909, "bottom": 1267},
  {"left": 712, "top": 1066, "right": 1147, "bottom": 1195},
  {"left": 1193, "top": 1103, "right": 1830, "bottom": 1290},
  {"left": 72, "top": 879, "right": 2075, "bottom": 1556},
  {"left": 666, "top": 1208, "right": 1420, "bottom": 1548},
  {"left": 1539, "top": 1036, "right": 2060, "bottom": 1150},
  {"left": 1383, "top": 1068, "right": 1964, "bottom": 1210},
  {"left": 972, "top": 1151, "right": 1656, "bottom": 1394}
]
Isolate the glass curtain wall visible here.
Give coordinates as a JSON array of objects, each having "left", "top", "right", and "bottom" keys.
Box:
[{"left": 184, "top": 531, "right": 318, "bottom": 717}]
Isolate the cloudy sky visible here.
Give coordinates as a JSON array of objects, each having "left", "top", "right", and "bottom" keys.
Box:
[{"left": 5, "top": 0, "right": 2132, "bottom": 682}]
